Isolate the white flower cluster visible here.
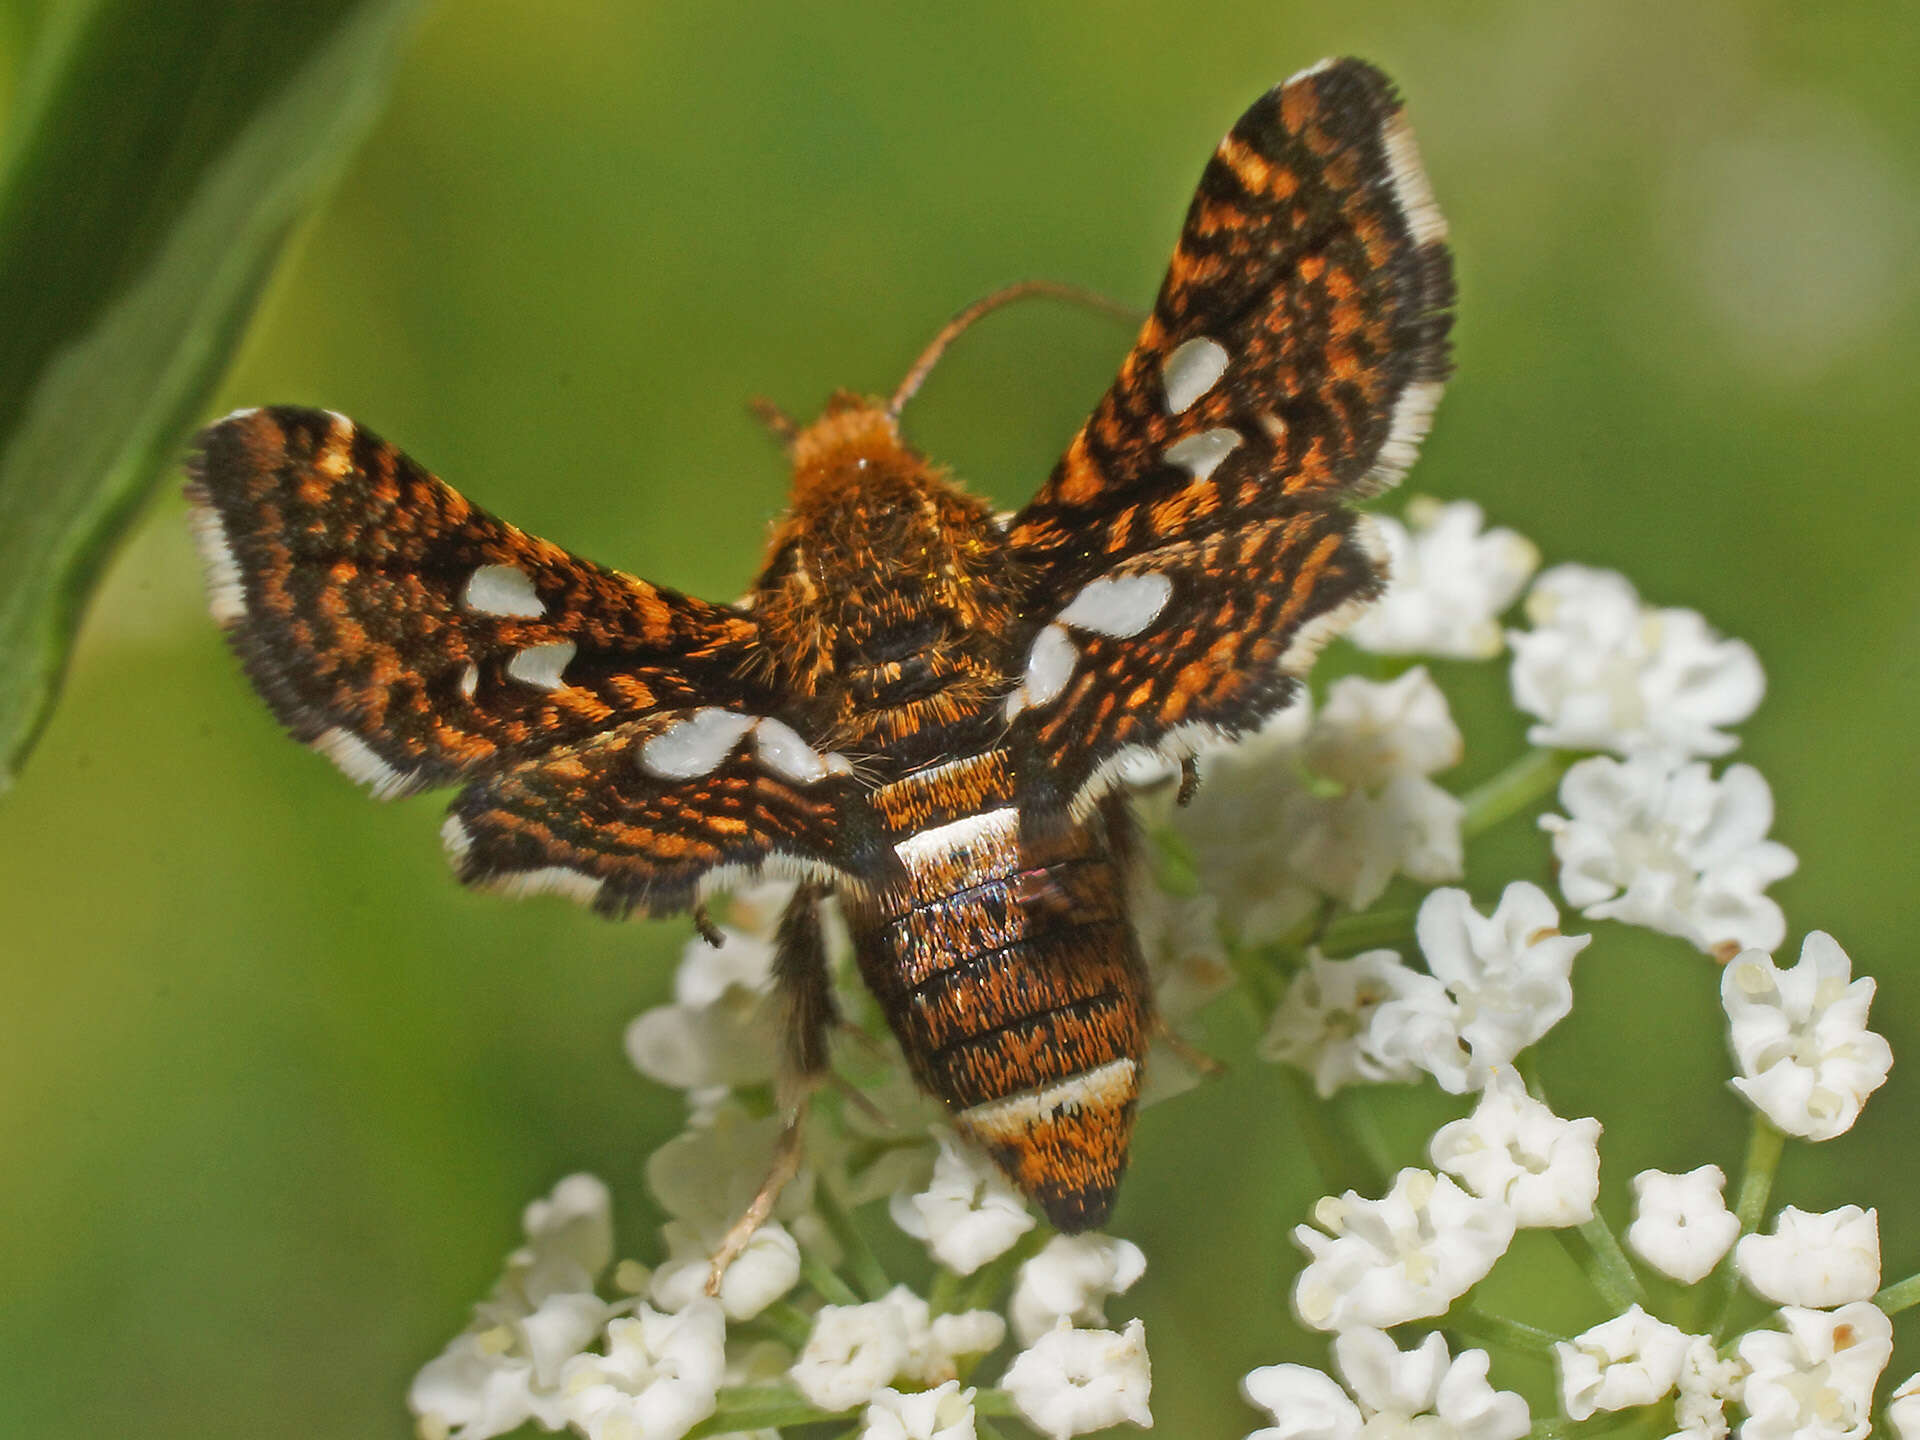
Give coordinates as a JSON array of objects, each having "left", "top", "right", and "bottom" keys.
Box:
[
  {"left": 1506, "top": 564, "right": 1797, "bottom": 959},
  {"left": 1268, "top": 915, "right": 1900, "bottom": 1440},
  {"left": 1180, "top": 666, "right": 1465, "bottom": 935},
  {"left": 1221, "top": 513, "right": 1911, "bottom": 1440},
  {"left": 411, "top": 879, "right": 1160, "bottom": 1440},
  {"left": 397, "top": 497, "right": 1913, "bottom": 1440},
  {"left": 1261, "top": 881, "right": 1588, "bottom": 1096}
]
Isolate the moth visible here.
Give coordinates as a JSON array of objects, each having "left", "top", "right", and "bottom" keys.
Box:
[{"left": 187, "top": 57, "right": 1453, "bottom": 1249}]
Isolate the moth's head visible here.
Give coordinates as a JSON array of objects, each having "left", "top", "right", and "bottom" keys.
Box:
[{"left": 783, "top": 391, "right": 917, "bottom": 499}]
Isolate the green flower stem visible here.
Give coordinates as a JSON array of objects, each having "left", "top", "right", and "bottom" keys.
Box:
[
  {"left": 754, "top": 1298, "right": 816, "bottom": 1349},
  {"left": 1516, "top": 1059, "right": 1646, "bottom": 1313},
  {"left": 800, "top": 1247, "right": 860, "bottom": 1307},
  {"left": 684, "top": 1384, "right": 843, "bottom": 1438},
  {"left": 1315, "top": 906, "right": 1418, "bottom": 957},
  {"left": 1874, "top": 1272, "right": 1920, "bottom": 1315},
  {"left": 961, "top": 1226, "right": 1051, "bottom": 1314},
  {"left": 973, "top": 1388, "right": 1018, "bottom": 1417},
  {"left": 1448, "top": 1304, "right": 1568, "bottom": 1356},
  {"left": 975, "top": 1419, "right": 1019, "bottom": 1440},
  {"left": 1559, "top": 1221, "right": 1647, "bottom": 1313},
  {"left": 929, "top": 1264, "right": 963, "bottom": 1315},
  {"left": 814, "top": 1179, "right": 891, "bottom": 1302},
  {"left": 1228, "top": 938, "right": 1288, "bottom": 1014},
  {"left": 1460, "top": 748, "right": 1576, "bottom": 838},
  {"left": 1709, "top": 1113, "right": 1785, "bottom": 1339},
  {"left": 1283, "top": 1068, "right": 1385, "bottom": 1197}
]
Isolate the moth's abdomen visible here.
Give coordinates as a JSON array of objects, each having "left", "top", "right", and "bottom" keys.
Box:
[{"left": 850, "top": 751, "right": 1150, "bottom": 1230}]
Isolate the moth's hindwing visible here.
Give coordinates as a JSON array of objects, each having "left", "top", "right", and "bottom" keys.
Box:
[{"left": 1005, "top": 58, "right": 1456, "bottom": 807}]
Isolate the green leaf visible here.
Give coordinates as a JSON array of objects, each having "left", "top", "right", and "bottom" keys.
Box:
[{"left": 0, "top": 0, "right": 422, "bottom": 789}]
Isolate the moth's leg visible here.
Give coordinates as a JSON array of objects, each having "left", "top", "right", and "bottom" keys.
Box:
[
  {"left": 1153, "top": 1014, "right": 1227, "bottom": 1078},
  {"left": 707, "top": 883, "right": 834, "bottom": 1293},
  {"left": 1177, "top": 755, "right": 1201, "bottom": 807},
  {"left": 772, "top": 883, "right": 837, "bottom": 1093},
  {"left": 691, "top": 901, "right": 725, "bottom": 949}
]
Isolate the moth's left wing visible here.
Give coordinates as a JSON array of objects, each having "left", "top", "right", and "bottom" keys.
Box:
[{"left": 1005, "top": 58, "right": 1454, "bottom": 809}]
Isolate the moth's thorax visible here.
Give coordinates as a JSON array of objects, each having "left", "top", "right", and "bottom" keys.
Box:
[{"left": 751, "top": 394, "right": 1021, "bottom": 762}]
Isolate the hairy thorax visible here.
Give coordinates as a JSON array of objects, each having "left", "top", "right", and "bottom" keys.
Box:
[{"left": 749, "top": 395, "right": 1023, "bottom": 767}]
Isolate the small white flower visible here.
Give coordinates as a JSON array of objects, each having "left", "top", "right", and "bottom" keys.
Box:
[
  {"left": 790, "top": 1292, "right": 914, "bottom": 1413},
  {"left": 1011, "top": 1233, "right": 1149, "bottom": 1346},
  {"left": 1002, "top": 1317, "right": 1153, "bottom": 1440},
  {"left": 917, "top": 1309, "right": 1008, "bottom": 1383},
  {"left": 1554, "top": 1305, "right": 1693, "bottom": 1420},
  {"left": 1429, "top": 1069, "right": 1601, "bottom": 1227},
  {"left": 649, "top": 1217, "right": 800, "bottom": 1320},
  {"left": 888, "top": 1131, "right": 1036, "bottom": 1274},
  {"left": 1736, "top": 1302, "right": 1892, "bottom": 1440},
  {"left": 1627, "top": 1166, "right": 1740, "bottom": 1285},
  {"left": 409, "top": 1174, "right": 620, "bottom": 1440},
  {"left": 1183, "top": 674, "right": 1464, "bottom": 920},
  {"left": 1509, "top": 564, "right": 1764, "bottom": 758},
  {"left": 1241, "top": 1363, "right": 1362, "bottom": 1440},
  {"left": 1735, "top": 1206, "right": 1880, "bottom": 1308},
  {"left": 1886, "top": 1372, "right": 1920, "bottom": 1440},
  {"left": 646, "top": 1103, "right": 811, "bottom": 1232},
  {"left": 1340, "top": 1328, "right": 1530, "bottom": 1440},
  {"left": 861, "top": 1381, "right": 977, "bottom": 1440},
  {"left": 1304, "top": 668, "right": 1464, "bottom": 788},
  {"left": 1542, "top": 752, "right": 1796, "bottom": 957},
  {"left": 1133, "top": 885, "right": 1236, "bottom": 1023},
  {"left": 1348, "top": 498, "right": 1540, "bottom": 660},
  {"left": 1259, "top": 948, "right": 1454, "bottom": 1097},
  {"left": 1723, "top": 932, "right": 1892, "bottom": 1141},
  {"left": 1242, "top": 1328, "right": 1528, "bottom": 1440},
  {"left": 790, "top": 1287, "right": 1000, "bottom": 1412},
  {"left": 1288, "top": 775, "right": 1465, "bottom": 912},
  {"left": 558, "top": 1300, "right": 727, "bottom": 1440},
  {"left": 1675, "top": 1334, "right": 1740, "bottom": 1440},
  {"left": 1177, "top": 709, "right": 1322, "bottom": 942},
  {"left": 410, "top": 1326, "right": 566, "bottom": 1440},
  {"left": 1415, "top": 883, "right": 1588, "bottom": 1085},
  {"left": 624, "top": 887, "right": 791, "bottom": 1091},
  {"left": 1292, "top": 1169, "right": 1516, "bottom": 1331}
]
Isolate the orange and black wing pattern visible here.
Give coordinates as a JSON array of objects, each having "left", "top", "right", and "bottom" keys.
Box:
[
  {"left": 187, "top": 406, "right": 767, "bottom": 797},
  {"left": 1006, "top": 59, "right": 1455, "bottom": 805},
  {"left": 187, "top": 407, "right": 851, "bottom": 905},
  {"left": 445, "top": 716, "right": 863, "bottom": 918}
]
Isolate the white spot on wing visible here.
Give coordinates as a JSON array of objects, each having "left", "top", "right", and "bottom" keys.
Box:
[
  {"left": 312, "top": 727, "right": 413, "bottom": 799},
  {"left": 1163, "top": 426, "right": 1241, "bottom": 481},
  {"left": 1022, "top": 624, "right": 1077, "bottom": 708},
  {"left": 1161, "top": 336, "right": 1229, "bottom": 414},
  {"left": 1381, "top": 109, "right": 1448, "bottom": 246},
  {"left": 491, "top": 866, "right": 605, "bottom": 905},
  {"left": 506, "top": 641, "right": 576, "bottom": 690},
  {"left": 186, "top": 500, "right": 245, "bottom": 624},
  {"left": 753, "top": 716, "right": 829, "bottom": 785},
  {"left": 1058, "top": 573, "right": 1174, "bottom": 639},
  {"left": 458, "top": 663, "right": 480, "bottom": 700},
  {"left": 1359, "top": 378, "right": 1445, "bottom": 496},
  {"left": 1279, "top": 584, "right": 1381, "bottom": 676},
  {"left": 441, "top": 813, "right": 473, "bottom": 860},
  {"left": 956, "top": 1058, "right": 1139, "bottom": 1143},
  {"left": 464, "top": 564, "right": 545, "bottom": 618},
  {"left": 893, "top": 806, "right": 1019, "bottom": 874},
  {"left": 639, "top": 708, "right": 756, "bottom": 780},
  {"left": 1285, "top": 56, "right": 1339, "bottom": 86}
]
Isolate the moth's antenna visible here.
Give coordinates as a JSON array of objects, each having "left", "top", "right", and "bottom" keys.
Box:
[
  {"left": 887, "top": 280, "right": 1141, "bottom": 420},
  {"left": 747, "top": 395, "right": 799, "bottom": 448}
]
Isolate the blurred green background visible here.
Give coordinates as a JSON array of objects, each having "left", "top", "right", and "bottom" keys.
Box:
[{"left": 2, "top": 2, "right": 1917, "bottom": 1436}]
